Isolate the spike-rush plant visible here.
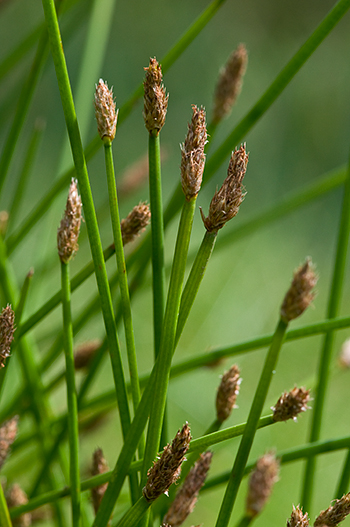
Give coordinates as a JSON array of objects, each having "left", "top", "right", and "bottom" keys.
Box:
[{"left": 0, "top": 0, "right": 350, "bottom": 526}]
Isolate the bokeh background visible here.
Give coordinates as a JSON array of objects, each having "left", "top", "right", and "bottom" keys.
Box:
[{"left": 1, "top": 0, "right": 350, "bottom": 525}]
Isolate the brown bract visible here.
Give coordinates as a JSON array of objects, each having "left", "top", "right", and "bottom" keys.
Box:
[
  {"left": 91, "top": 448, "right": 110, "bottom": 514},
  {"left": 246, "top": 452, "right": 279, "bottom": 517},
  {"left": 94, "top": 79, "right": 118, "bottom": 141},
  {"left": 201, "top": 144, "right": 248, "bottom": 232},
  {"left": 143, "top": 57, "right": 169, "bottom": 135},
  {"left": 0, "top": 304, "right": 15, "bottom": 368},
  {"left": 287, "top": 505, "right": 309, "bottom": 527},
  {"left": 164, "top": 451, "right": 213, "bottom": 527},
  {"left": 121, "top": 202, "right": 151, "bottom": 245},
  {"left": 143, "top": 423, "right": 191, "bottom": 502},
  {"left": 212, "top": 43, "right": 248, "bottom": 124},
  {"left": 280, "top": 258, "right": 317, "bottom": 322},
  {"left": 216, "top": 365, "right": 241, "bottom": 423},
  {"left": 57, "top": 179, "right": 82, "bottom": 264},
  {"left": 272, "top": 386, "right": 310, "bottom": 422},
  {"left": 0, "top": 416, "right": 18, "bottom": 469},
  {"left": 314, "top": 493, "right": 350, "bottom": 527},
  {"left": 180, "top": 105, "right": 207, "bottom": 201}
]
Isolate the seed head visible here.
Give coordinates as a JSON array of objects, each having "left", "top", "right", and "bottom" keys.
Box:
[
  {"left": 143, "top": 423, "right": 191, "bottom": 502},
  {"left": 272, "top": 386, "right": 311, "bottom": 422},
  {"left": 0, "top": 416, "right": 18, "bottom": 469},
  {"left": 121, "top": 202, "right": 151, "bottom": 245},
  {"left": 74, "top": 340, "right": 101, "bottom": 370},
  {"left": 200, "top": 144, "right": 248, "bottom": 232},
  {"left": 246, "top": 452, "right": 279, "bottom": 517},
  {"left": 57, "top": 179, "right": 82, "bottom": 264},
  {"left": 143, "top": 57, "right": 169, "bottom": 135},
  {"left": 287, "top": 505, "right": 310, "bottom": 527},
  {"left": 164, "top": 451, "right": 213, "bottom": 527},
  {"left": 216, "top": 365, "right": 241, "bottom": 423},
  {"left": 91, "top": 448, "right": 110, "bottom": 514},
  {"left": 0, "top": 304, "right": 15, "bottom": 368},
  {"left": 314, "top": 493, "right": 350, "bottom": 527},
  {"left": 180, "top": 105, "right": 207, "bottom": 201},
  {"left": 6, "top": 484, "right": 31, "bottom": 527},
  {"left": 280, "top": 258, "right": 317, "bottom": 322},
  {"left": 212, "top": 44, "right": 248, "bottom": 125},
  {"left": 94, "top": 79, "right": 118, "bottom": 141}
]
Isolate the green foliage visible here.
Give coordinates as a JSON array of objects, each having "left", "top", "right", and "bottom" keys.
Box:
[{"left": 0, "top": 1, "right": 350, "bottom": 527}]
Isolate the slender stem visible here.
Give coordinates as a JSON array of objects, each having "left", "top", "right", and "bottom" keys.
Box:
[
  {"left": 141, "top": 198, "right": 197, "bottom": 484},
  {"left": 215, "top": 318, "right": 288, "bottom": 527},
  {"left": 335, "top": 449, "right": 350, "bottom": 498},
  {"left": 17, "top": 243, "right": 115, "bottom": 339},
  {"left": 175, "top": 230, "right": 217, "bottom": 346},
  {"left": 11, "top": 159, "right": 347, "bottom": 342},
  {"left": 148, "top": 133, "right": 165, "bottom": 358},
  {"left": 104, "top": 141, "right": 141, "bottom": 413},
  {"left": 235, "top": 516, "right": 252, "bottom": 527},
  {"left": 0, "top": 485, "right": 12, "bottom": 527},
  {"left": 8, "top": 121, "right": 44, "bottom": 230},
  {"left": 115, "top": 496, "right": 150, "bottom": 527},
  {"left": 61, "top": 262, "right": 81, "bottom": 526},
  {"left": 41, "top": 0, "right": 140, "bottom": 503},
  {"left": 11, "top": 433, "right": 350, "bottom": 519},
  {"left": 301, "top": 156, "right": 350, "bottom": 509},
  {"left": 6, "top": 0, "right": 225, "bottom": 254}
]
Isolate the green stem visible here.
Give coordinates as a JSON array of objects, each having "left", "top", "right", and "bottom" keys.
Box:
[
  {"left": 7, "top": 120, "right": 44, "bottom": 230},
  {"left": 215, "top": 318, "right": 288, "bottom": 527},
  {"left": 11, "top": 433, "right": 350, "bottom": 519},
  {"left": 141, "top": 198, "right": 197, "bottom": 484},
  {"left": 115, "top": 497, "right": 150, "bottom": 527},
  {"left": 335, "top": 449, "right": 350, "bottom": 498},
  {"left": 0, "top": 485, "right": 12, "bottom": 527},
  {"left": 104, "top": 141, "right": 141, "bottom": 414},
  {"left": 148, "top": 133, "right": 165, "bottom": 357},
  {"left": 301, "top": 158, "right": 350, "bottom": 509},
  {"left": 41, "top": 0, "right": 139, "bottom": 498},
  {"left": 235, "top": 516, "right": 252, "bottom": 527},
  {"left": 175, "top": 230, "right": 217, "bottom": 345},
  {"left": 61, "top": 261, "right": 81, "bottom": 527},
  {"left": 17, "top": 243, "right": 115, "bottom": 339},
  {"left": 6, "top": 0, "right": 225, "bottom": 254}
]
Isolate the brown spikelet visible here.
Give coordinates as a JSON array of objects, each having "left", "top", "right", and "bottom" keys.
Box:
[
  {"left": 180, "top": 105, "right": 207, "bottom": 201},
  {"left": 280, "top": 258, "right": 318, "bottom": 322},
  {"left": 121, "top": 202, "right": 151, "bottom": 245},
  {"left": 0, "top": 304, "right": 15, "bottom": 368},
  {"left": 246, "top": 452, "right": 279, "bottom": 517},
  {"left": 94, "top": 79, "right": 118, "bottom": 141},
  {"left": 91, "top": 448, "right": 110, "bottom": 515},
  {"left": 216, "top": 365, "right": 241, "bottom": 423},
  {"left": 143, "top": 423, "right": 191, "bottom": 502},
  {"left": 164, "top": 451, "right": 213, "bottom": 527},
  {"left": 314, "top": 493, "right": 350, "bottom": 527},
  {"left": 143, "top": 57, "right": 169, "bottom": 135},
  {"left": 0, "top": 416, "right": 18, "bottom": 469},
  {"left": 272, "top": 386, "right": 311, "bottom": 422},
  {"left": 6, "top": 484, "right": 32, "bottom": 527},
  {"left": 287, "top": 505, "right": 310, "bottom": 527},
  {"left": 57, "top": 179, "right": 82, "bottom": 264},
  {"left": 212, "top": 44, "right": 248, "bottom": 124},
  {"left": 74, "top": 340, "right": 101, "bottom": 370},
  {"left": 200, "top": 144, "right": 248, "bottom": 232}
]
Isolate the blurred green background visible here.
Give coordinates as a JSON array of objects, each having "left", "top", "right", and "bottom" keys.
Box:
[{"left": 1, "top": 0, "right": 350, "bottom": 525}]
